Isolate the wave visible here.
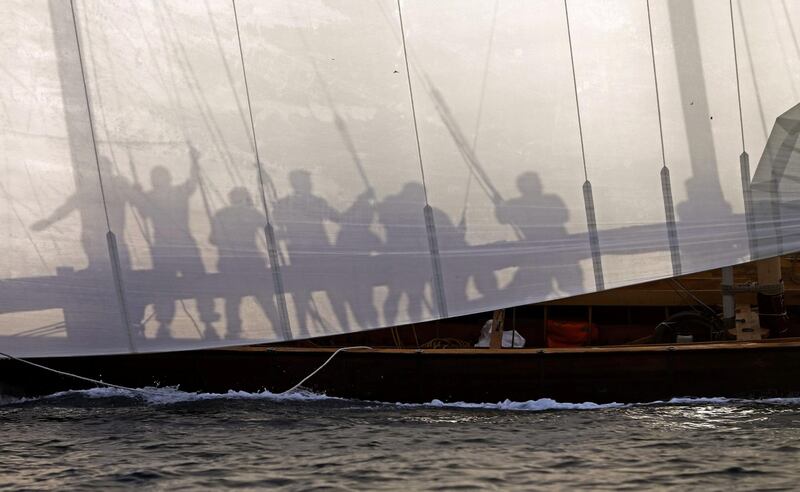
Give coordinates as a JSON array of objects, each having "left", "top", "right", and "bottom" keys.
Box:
[
  {"left": 401, "top": 398, "right": 627, "bottom": 411},
  {"left": 0, "top": 386, "right": 340, "bottom": 406},
  {"left": 4, "top": 387, "right": 800, "bottom": 409}
]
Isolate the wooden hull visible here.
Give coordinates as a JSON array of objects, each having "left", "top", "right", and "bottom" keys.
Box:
[{"left": 2, "top": 339, "right": 800, "bottom": 403}]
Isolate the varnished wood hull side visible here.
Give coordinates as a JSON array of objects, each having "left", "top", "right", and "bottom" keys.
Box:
[{"left": 2, "top": 342, "right": 799, "bottom": 404}]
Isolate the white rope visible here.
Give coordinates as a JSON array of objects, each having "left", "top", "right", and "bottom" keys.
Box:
[
  {"left": 281, "top": 346, "right": 372, "bottom": 394},
  {"left": 0, "top": 351, "right": 145, "bottom": 395}
]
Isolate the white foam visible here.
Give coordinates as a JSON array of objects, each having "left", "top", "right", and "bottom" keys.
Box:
[
  {"left": 32, "top": 386, "right": 341, "bottom": 405},
  {"left": 398, "top": 395, "right": 800, "bottom": 412},
  {"left": 402, "top": 398, "right": 628, "bottom": 411},
  {"left": 645, "top": 397, "right": 734, "bottom": 406},
  {"left": 5, "top": 387, "right": 800, "bottom": 410}
]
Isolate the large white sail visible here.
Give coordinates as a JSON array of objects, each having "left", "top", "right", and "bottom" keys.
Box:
[{"left": 2, "top": 0, "right": 800, "bottom": 357}]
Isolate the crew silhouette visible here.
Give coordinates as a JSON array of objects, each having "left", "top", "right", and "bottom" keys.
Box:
[
  {"left": 273, "top": 170, "right": 341, "bottom": 336},
  {"left": 210, "top": 186, "right": 279, "bottom": 339},
  {"left": 330, "top": 187, "right": 382, "bottom": 329},
  {"left": 129, "top": 147, "right": 218, "bottom": 339},
  {"left": 495, "top": 172, "right": 581, "bottom": 297},
  {"left": 376, "top": 183, "right": 435, "bottom": 324},
  {"left": 28, "top": 152, "right": 587, "bottom": 344}
]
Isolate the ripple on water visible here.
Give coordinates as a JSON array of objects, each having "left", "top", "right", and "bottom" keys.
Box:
[{"left": 2, "top": 390, "right": 800, "bottom": 489}]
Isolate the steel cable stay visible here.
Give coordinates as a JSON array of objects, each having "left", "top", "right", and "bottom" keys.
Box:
[
  {"left": 87, "top": 3, "right": 223, "bottom": 337},
  {"left": 373, "top": 0, "right": 522, "bottom": 242},
  {"left": 563, "top": 0, "right": 604, "bottom": 291},
  {"left": 645, "top": 0, "right": 682, "bottom": 276},
  {"left": 67, "top": 0, "right": 137, "bottom": 353},
  {"left": 729, "top": 0, "right": 760, "bottom": 259},
  {"left": 80, "top": 5, "right": 151, "bottom": 264},
  {"left": 230, "top": 0, "right": 293, "bottom": 340},
  {"left": 202, "top": 0, "right": 255, "bottom": 186},
  {"left": 395, "top": 0, "right": 448, "bottom": 318}
]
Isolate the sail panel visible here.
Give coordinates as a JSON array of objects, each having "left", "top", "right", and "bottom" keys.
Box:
[{"left": 2, "top": 0, "right": 800, "bottom": 357}]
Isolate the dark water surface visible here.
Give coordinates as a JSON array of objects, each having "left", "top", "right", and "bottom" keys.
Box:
[{"left": 1, "top": 389, "right": 799, "bottom": 490}]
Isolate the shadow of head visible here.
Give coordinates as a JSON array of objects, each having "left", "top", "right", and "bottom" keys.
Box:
[
  {"left": 151, "top": 166, "right": 172, "bottom": 190},
  {"left": 289, "top": 170, "right": 312, "bottom": 194},
  {"left": 517, "top": 172, "right": 542, "bottom": 196},
  {"left": 228, "top": 186, "right": 253, "bottom": 207}
]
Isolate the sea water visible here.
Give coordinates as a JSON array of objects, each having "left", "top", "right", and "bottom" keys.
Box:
[{"left": 1, "top": 389, "right": 799, "bottom": 490}]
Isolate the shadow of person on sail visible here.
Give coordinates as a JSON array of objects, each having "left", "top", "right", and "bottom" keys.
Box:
[
  {"left": 329, "top": 186, "right": 382, "bottom": 330},
  {"left": 209, "top": 186, "right": 279, "bottom": 339},
  {"left": 129, "top": 147, "right": 218, "bottom": 340},
  {"left": 26, "top": 156, "right": 137, "bottom": 346},
  {"left": 273, "top": 170, "right": 340, "bottom": 337},
  {"left": 376, "top": 182, "right": 437, "bottom": 324},
  {"left": 494, "top": 172, "right": 582, "bottom": 299},
  {"left": 31, "top": 156, "right": 133, "bottom": 271}
]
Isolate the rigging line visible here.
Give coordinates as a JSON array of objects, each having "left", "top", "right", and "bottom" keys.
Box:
[
  {"left": 780, "top": 0, "right": 800, "bottom": 87},
  {"left": 68, "top": 0, "right": 112, "bottom": 233},
  {"left": 0, "top": 183, "right": 50, "bottom": 271},
  {"left": 562, "top": 0, "right": 588, "bottom": 182},
  {"left": 131, "top": 8, "right": 172, "bottom": 96},
  {"left": 204, "top": 0, "right": 254, "bottom": 183},
  {"left": 231, "top": 0, "right": 291, "bottom": 338},
  {"left": 462, "top": 0, "right": 500, "bottom": 221},
  {"left": 150, "top": 1, "right": 193, "bottom": 139},
  {"left": 231, "top": 0, "right": 272, "bottom": 222},
  {"left": 471, "top": 0, "right": 500, "bottom": 151},
  {"left": 769, "top": 2, "right": 799, "bottom": 100},
  {"left": 82, "top": 8, "right": 149, "bottom": 261},
  {"left": 158, "top": 3, "right": 239, "bottom": 185},
  {"left": 739, "top": 0, "right": 768, "bottom": 138},
  {"left": 281, "top": 346, "right": 373, "bottom": 394},
  {"left": 669, "top": 278, "right": 716, "bottom": 315},
  {"left": 292, "top": 1, "right": 372, "bottom": 190},
  {"left": 374, "top": 1, "right": 503, "bottom": 210},
  {"left": 645, "top": 0, "right": 667, "bottom": 169},
  {"left": 728, "top": 0, "right": 746, "bottom": 153},
  {"left": 396, "top": 0, "right": 429, "bottom": 203},
  {"left": 0, "top": 352, "right": 145, "bottom": 394}
]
